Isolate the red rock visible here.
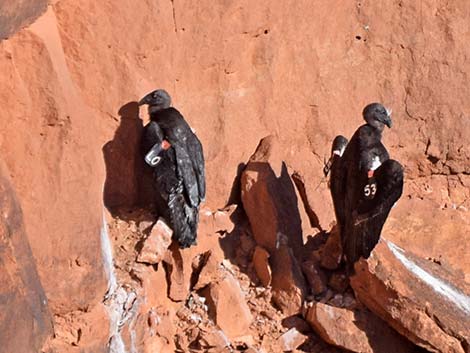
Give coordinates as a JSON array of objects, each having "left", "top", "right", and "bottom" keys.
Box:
[
  {"left": 1, "top": 6, "right": 108, "bottom": 318},
  {"left": 381, "top": 199, "right": 470, "bottom": 284},
  {"left": 306, "top": 302, "right": 417, "bottom": 353},
  {"left": 142, "top": 336, "right": 171, "bottom": 353},
  {"left": 291, "top": 172, "right": 324, "bottom": 234},
  {"left": 0, "top": 163, "right": 53, "bottom": 352},
  {"left": 47, "top": 303, "right": 110, "bottom": 352},
  {"left": 241, "top": 136, "right": 304, "bottom": 254},
  {"left": 301, "top": 260, "right": 327, "bottom": 295},
  {"left": 214, "top": 204, "right": 238, "bottom": 233},
  {"left": 137, "top": 219, "right": 172, "bottom": 264},
  {"left": 243, "top": 347, "right": 261, "bottom": 353},
  {"left": 163, "top": 244, "right": 189, "bottom": 302},
  {"left": 138, "top": 220, "right": 155, "bottom": 234},
  {"left": 0, "top": 0, "right": 47, "bottom": 39},
  {"left": 239, "top": 230, "right": 257, "bottom": 254},
  {"left": 206, "top": 273, "right": 253, "bottom": 340},
  {"left": 199, "top": 329, "right": 231, "bottom": 351},
  {"left": 351, "top": 239, "right": 470, "bottom": 353},
  {"left": 193, "top": 251, "right": 223, "bottom": 290},
  {"left": 328, "top": 272, "right": 349, "bottom": 293},
  {"left": 281, "top": 316, "right": 312, "bottom": 334},
  {"left": 320, "top": 225, "right": 342, "bottom": 270},
  {"left": 271, "top": 245, "right": 307, "bottom": 316},
  {"left": 199, "top": 205, "right": 237, "bottom": 236},
  {"left": 2, "top": 1, "right": 470, "bottom": 352},
  {"left": 277, "top": 328, "right": 307, "bottom": 352},
  {"left": 253, "top": 246, "right": 272, "bottom": 287}
]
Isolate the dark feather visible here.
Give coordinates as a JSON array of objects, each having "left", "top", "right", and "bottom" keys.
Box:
[
  {"left": 150, "top": 107, "right": 205, "bottom": 205},
  {"left": 330, "top": 124, "right": 401, "bottom": 270},
  {"left": 344, "top": 159, "right": 403, "bottom": 265},
  {"left": 141, "top": 108, "right": 204, "bottom": 248},
  {"left": 329, "top": 135, "right": 349, "bottom": 228}
]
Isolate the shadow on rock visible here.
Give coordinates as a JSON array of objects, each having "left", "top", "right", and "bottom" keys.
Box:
[
  {"left": 225, "top": 162, "right": 246, "bottom": 206},
  {"left": 219, "top": 136, "right": 309, "bottom": 316},
  {"left": 103, "top": 101, "right": 156, "bottom": 219}
]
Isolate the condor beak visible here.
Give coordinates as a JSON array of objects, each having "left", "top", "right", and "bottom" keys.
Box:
[{"left": 138, "top": 93, "right": 152, "bottom": 106}]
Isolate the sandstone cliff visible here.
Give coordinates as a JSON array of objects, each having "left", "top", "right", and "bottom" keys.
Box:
[{"left": 0, "top": 1, "right": 469, "bottom": 352}]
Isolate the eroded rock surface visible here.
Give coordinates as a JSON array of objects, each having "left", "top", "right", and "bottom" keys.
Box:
[
  {"left": 351, "top": 239, "right": 470, "bottom": 353},
  {"left": 0, "top": 0, "right": 47, "bottom": 39},
  {"left": 206, "top": 272, "right": 254, "bottom": 340},
  {"left": 2, "top": 0, "right": 470, "bottom": 351},
  {"left": 241, "top": 135, "right": 304, "bottom": 254},
  {"left": 137, "top": 219, "right": 172, "bottom": 265},
  {"left": 0, "top": 163, "right": 53, "bottom": 353},
  {"left": 306, "top": 302, "right": 417, "bottom": 353}
]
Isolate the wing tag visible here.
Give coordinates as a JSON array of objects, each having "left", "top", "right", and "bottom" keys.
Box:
[
  {"left": 364, "top": 178, "right": 377, "bottom": 199},
  {"left": 145, "top": 142, "right": 165, "bottom": 167}
]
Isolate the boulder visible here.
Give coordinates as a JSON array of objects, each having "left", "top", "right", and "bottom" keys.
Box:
[
  {"left": 277, "top": 328, "right": 307, "bottom": 352},
  {"left": 381, "top": 199, "right": 470, "bottom": 283},
  {"left": 241, "top": 136, "right": 304, "bottom": 254},
  {"left": 271, "top": 245, "right": 307, "bottom": 316},
  {"left": 320, "top": 225, "right": 342, "bottom": 270},
  {"left": 351, "top": 239, "right": 470, "bottom": 353},
  {"left": 253, "top": 246, "right": 272, "bottom": 287},
  {"left": 137, "top": 219, "right": 172, "bottom": 264},
  {"left": 163, "top": 244, "right": 189, "bottom": 302},
  {"left": 306, "top": 302, "right": 417, "bottom": 353},
  {"left": 206, "top": 272, "right": 253, "bottom": 340},
  {"left": 301, "top": 260, "right": 327, "bottom": 295},
  {"left": 193, "top": 251, "right": 223, "bottom": 291}
]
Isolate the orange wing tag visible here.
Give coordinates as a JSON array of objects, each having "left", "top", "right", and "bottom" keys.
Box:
[{"left": 161, "top": 140, "right": 172, "bottom": 150}]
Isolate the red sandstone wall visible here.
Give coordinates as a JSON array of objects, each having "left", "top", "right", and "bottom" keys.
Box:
[
  {"left": 0, "top": 0, "right": 47, "bottom": 39},
  {"left": 1, "top": 0, "right": 470, "bottom": 350}
]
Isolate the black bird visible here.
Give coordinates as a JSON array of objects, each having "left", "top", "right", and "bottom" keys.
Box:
[
  {"left": 327, "top": 103, "right": 404, "bottom": 270},
  {"left": 139, "top": 89, "right": 205, "bottom": 248},
  {"left": 324, "top": 135, "right": 349, "bottom": 227}
]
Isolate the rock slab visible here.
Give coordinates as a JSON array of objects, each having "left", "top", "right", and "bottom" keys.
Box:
[
  {"left": 241, "top": 136, "right": 303, "bottom": 254},
  {"left": 0, "top": 0, "right": 47, "bottom": 40},
  {"left": 206, "top": 272, "right": 253, "bottom": 340},
  {"left": 0, "top": 163, "right": 53, "bottom": 352},
  {"left": 137, "top": 219, "right": 172, "bottom": 264},
  {"left": 351, "top": 239, "right": 470, "bottom": 353},
  {"left": 306, "top": 302, "right": 417, "bottom": 353}
]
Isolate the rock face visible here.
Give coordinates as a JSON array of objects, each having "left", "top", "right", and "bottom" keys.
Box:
[
  {"left": 348, "top": 198, "right": 470, "bottom": 353},
  {"left": 2, "top": 0, "right": 470, "bottom": 351},
  {"left": 381, "top": 198, "right": 470, "bottom": 283},
  {"left": 0, "top": 0, "right": 47, "bottom": 39},
  {"left": 351, "top": 239, "right": 470, "bottom": 353},
  {"left": 0, "top": 162, "right": 53, "bottom": 352},
  {"left": 241, "top": 136, "right": 304, "bottom": 254},
  {"left": 0, "top": 3, "right": 108, "bottom": 322},
  {"left": 306, "top": 302, "right": 417, "bottom": 353}
]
